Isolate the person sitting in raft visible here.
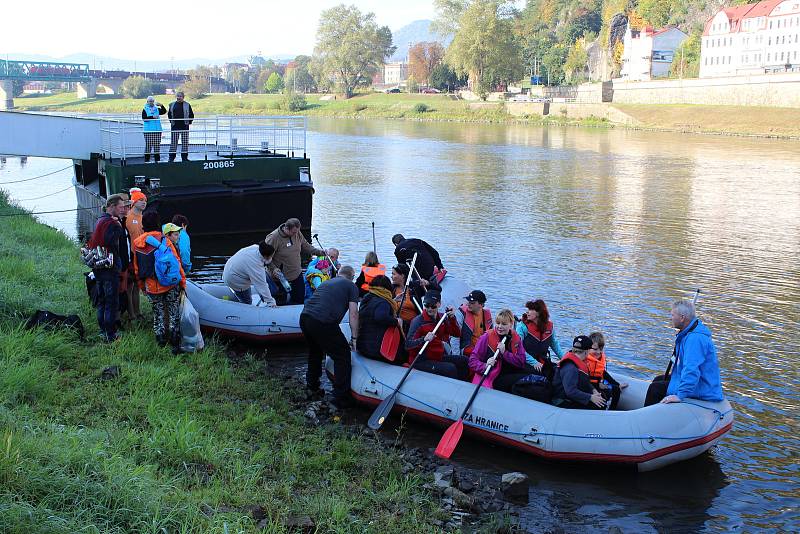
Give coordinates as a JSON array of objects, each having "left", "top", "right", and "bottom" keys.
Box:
[
  {"left": 222, "top": 241, "right": 279, "bottom": 307},
  {"left": 516, "top": 299, "right": 564, "bottom": 379},
  {"left": 644, "top": 299, "right": 723, "bottom": 406},
  {"left": 304, "top": 248, "right": 340, "bottom": 300},
  {"left": 458, "top": 290, "right": 493, "bottom": 357},
  {"left": 587, "top": 332, "right": 628, "bottom": 410},
  {"left": 406, "top": 291, "right": 466, "bottom": 380},
  {"left": 391, "top": 263, "right": 423, "bottom": 333},
  {"left": 355, "top": 251, "right": 386, "bottom": 298},
  {"left": 551, "top": 336, "right": 606, "bottom": 409},
  {"left": 468, "top": 309, "right": 533, "bottom": 392},
  {"left": 357, "top": 275, "right": 404, "bottom": 363}
]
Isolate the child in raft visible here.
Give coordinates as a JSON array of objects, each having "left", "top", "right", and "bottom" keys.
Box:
[{"left": 587, "top": 331, "right": 628, "bottom": 410}]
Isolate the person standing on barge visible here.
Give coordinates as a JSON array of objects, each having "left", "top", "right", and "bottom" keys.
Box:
[
  {"left": 168, "top": 91, "right": 194, "bottom": 162},
  {"left": 141, "top": 96, "right": 166, "bottom": 162}
]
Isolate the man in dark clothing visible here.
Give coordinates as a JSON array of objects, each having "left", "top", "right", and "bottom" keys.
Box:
[
  {"left": 86, "top": 194, "right": 127, "bottom": 342},
  {"left": 300, "top": 265, "right": 360, "bottom": 408},
  {"left": 168, "top": 91, "right": 194, "bottom": 162},
  {"left": 392, "top": 233, "right": 444, "bottom": 280}
]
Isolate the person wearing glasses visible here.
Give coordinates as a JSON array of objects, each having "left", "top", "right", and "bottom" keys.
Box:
[{"left": 405, "top": 291, "right": 465, "bottom": 380}]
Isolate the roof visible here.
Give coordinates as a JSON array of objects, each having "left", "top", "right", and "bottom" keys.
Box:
[
  {"left": 702, "top": 1, "right": 799, "bottom": 35},
  {"left": 652, "top": 26, "right": 688, "bottom": 37},
  {"left": 742, "top": 0, "right": 785, "bottom": 19}
]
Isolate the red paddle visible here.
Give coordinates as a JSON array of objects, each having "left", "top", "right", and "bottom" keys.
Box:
[{"left": 434, "top": 336, "right": 507, "bottom": 459}]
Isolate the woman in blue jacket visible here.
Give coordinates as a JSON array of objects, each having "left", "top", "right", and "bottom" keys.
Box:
[{"left": 142, "top": 96, "right": 166, "bottom": 162}]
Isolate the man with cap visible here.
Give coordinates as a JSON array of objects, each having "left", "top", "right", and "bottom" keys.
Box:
[
  {"left": 300, "top": 265, "right": 360, "bottom": 409},
  {"left": 406, "top": 290, "right": 466, "bottom": 380},
  {"left": 392, "top": 233, "right": 444, "bottom": 281},
  {"left": 85, "top": 194, "right": 127, "bottom": 342},
  {"left": 551, "top": 335, "right": 606, "bottom": 409},
  {"left": 458, "top": 290, "right": 493, "bottom": 357}
]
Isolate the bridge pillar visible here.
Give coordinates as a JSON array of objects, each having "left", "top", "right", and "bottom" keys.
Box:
[
  {"left": 0, "top": 80, "right": 14, "bottom": 110},
  {"left": 77, "top": 79, "right": 97, "bottom": 99}
]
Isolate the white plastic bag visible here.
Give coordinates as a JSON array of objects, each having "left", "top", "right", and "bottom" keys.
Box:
[{"left": 180, "top": 292, "right": 205, "bottom": 353}]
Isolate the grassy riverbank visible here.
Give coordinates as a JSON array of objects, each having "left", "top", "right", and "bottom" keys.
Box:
[{"left": 0, "top": 193, "right": 443, "bottom": 533}]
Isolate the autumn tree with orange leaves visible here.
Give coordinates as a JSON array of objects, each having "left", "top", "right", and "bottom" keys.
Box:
[{"left": 408, "top": 42, "right": 445, "bottom": 85}]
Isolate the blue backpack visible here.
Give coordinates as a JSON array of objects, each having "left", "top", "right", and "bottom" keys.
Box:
[{"left": 145, "top": 235, "right": 181, "bottom": 287}]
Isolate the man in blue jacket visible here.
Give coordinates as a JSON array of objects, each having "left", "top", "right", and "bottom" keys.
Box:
[{"left": 647, "top": 299, "right": 723, "bottom": 405}]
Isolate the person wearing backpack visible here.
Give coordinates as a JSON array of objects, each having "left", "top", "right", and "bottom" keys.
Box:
[{"left": 132, "top": 213, "right": 186, "bottom": 349}]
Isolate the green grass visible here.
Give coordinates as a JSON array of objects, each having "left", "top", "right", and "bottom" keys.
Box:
[
  {"left": 13, "top": 91, "right": 515, "bottom": 122},
  {"left": 0, "top": 191, "right": 443, "bottom": 533}
]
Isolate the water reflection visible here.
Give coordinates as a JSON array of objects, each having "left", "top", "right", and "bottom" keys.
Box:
[{"left": 1, "top": 119, "right": 799, "bottom": 531}]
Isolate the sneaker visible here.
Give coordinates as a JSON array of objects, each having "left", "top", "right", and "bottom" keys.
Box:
[
  {"left": 305, "top": 387, "right": 324, "bottom": 401},
  {"left": 329, "top": 394, "right": 356, "bottom": 410}
]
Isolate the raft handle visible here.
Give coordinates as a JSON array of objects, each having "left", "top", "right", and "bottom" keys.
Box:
[
  {"left": 523, "top": 428, "right": 541, "bottom": 445},
  {"left": 647, "top": 436, "right": 655, "bottom": 444}
]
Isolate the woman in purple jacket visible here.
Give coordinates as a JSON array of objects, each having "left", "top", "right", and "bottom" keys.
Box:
[{"left": 468, "top": 309, "right": 534, "bottom": 392}]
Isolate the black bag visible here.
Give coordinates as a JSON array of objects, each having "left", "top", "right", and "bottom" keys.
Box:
[
  {"left": 135, "top": 247, "right": 156, "bottom": 280},
  {"left": 85, "top": 272, "right": 100, "bottom": 307},
  {"left": 512, "top": 374, "right": 552, "bottom": 404},
  {"left": 25, "top": 309, "right": 85, "bottom": 340}
]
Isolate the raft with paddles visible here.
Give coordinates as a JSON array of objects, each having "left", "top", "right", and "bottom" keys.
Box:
[{"left": 327, "top": 352, "right": 734, "bottom": 471}]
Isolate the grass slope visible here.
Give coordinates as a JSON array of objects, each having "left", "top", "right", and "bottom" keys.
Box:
[{"left": 0, "top": 192, "right": 443, "bottom": 533}]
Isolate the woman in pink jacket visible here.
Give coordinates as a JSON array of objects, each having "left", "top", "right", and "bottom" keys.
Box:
[{"left": 468, "top": 309, "right": 531, "bottom": 392}]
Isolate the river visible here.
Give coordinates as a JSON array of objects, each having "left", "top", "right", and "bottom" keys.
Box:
[{"left": 1, "top": 118, "right": 798, "bottom": 532}]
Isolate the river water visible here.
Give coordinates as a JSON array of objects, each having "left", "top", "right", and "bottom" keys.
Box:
[{"left": 1, "top": 118, "right": 798, "bottom": 532}]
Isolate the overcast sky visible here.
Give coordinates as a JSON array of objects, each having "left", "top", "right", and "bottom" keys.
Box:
[{"left": 2, "top": 0, "right": 438, "bottom": 60}]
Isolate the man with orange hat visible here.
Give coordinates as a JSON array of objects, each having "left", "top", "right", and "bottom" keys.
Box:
[{"left": 125, "top": 188, "right": 147, "bottom": 321}]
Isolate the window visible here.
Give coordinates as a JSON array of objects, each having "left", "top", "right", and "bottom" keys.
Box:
[
  {"left": 768, "top": 53, "right": 771, "bottom": 61},
  {"left": 769, "top": 37, "right": 772, "bottom": 45}
]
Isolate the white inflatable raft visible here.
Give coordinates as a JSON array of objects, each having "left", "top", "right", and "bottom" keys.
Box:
[
  {"left": 186, "top": 274, "right": 471, "bottom": 342},
  {"left": 330, "top": 353, "right": 734, "bottom": 472}
]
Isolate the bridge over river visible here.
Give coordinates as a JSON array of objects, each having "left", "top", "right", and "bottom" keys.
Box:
[{"left": 0, "top": 60, "right": 228, "bottom": 110}]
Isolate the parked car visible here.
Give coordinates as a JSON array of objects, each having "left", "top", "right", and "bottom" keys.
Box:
[
  {"left": 420, "top": 87, "right": 440, "bottom": 94},
  {"left": 384, "top": 87, "right": 401, "bottom": 93}
]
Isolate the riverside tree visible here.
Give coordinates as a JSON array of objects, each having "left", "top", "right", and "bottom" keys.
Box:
[
  {"left": 409, "top": 42, "right": 445, "bottom": 86},
  {"left": 264, "top": 72, "right": 284, "bottom": 93},
  {"left": 442, "top": 0, "right": 522, "bottom": 98},
  {"left": 313, "top": 4, "right": 396, "bottom": 98}
]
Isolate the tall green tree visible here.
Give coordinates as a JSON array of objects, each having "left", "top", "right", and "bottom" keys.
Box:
[
  {"left": 264, "top": 72, "right": 284, "bottom": 93},
  {"left": 444, "top": 1, "right": 522, "bottom": 97},
  {"left": 284, "top": 55, "right": 317, "bottom": 93},
  {"left": 313, "top": 4, "right": 396, "bottom": 98}
]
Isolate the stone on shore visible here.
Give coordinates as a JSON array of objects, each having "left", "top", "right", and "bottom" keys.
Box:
[{"left": 500, "top": 472, "right": 530, "bottom": 503}]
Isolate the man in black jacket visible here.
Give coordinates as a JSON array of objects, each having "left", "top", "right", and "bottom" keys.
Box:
[
  {"left": 392, "top": 233, "right": 444, "bottom": 280},
  {"left": 168, "top": 91, "right": 194, "bottom": 162}
]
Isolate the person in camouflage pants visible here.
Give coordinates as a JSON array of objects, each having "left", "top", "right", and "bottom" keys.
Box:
[{"left": 147, "top": 287, "right": 181, "bottom": 346}]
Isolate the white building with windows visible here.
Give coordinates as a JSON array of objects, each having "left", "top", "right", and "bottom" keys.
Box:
[
  {"left": 620, "top": 25, "right": 688, "bottom": 80},
  {"left": 383, "top": 62, "right": 408, "bottom": 85},
  {"left": 701, "top": 0, "right": 800, "bottom": 77}
]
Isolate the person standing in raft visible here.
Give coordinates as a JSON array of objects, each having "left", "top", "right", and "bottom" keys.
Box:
[
  {"left": 644, "top": 300, "right": 724, "bottom": 406},
  {"left": 264, "top": 218, "right": 327, "bottom": 305},
  {"left": 86, "top": 194, "right": 127, "bottom": 342},
  {"left": 467, "top": 308, "right": 530, "bottom": 391},
  {"left": 551, "top": 336, "right": 606, "bottom": 409},
  {"left": 587, "top": 332, "right": 627, "bottom": 410},
  {"left": 392, "top": 233, "right": 444, "bottom": 281},
  {"left": 357, "top": 275, "right": 403, "bottom": 362},
  {"left": 515, "top": 299, "right": 563, "bottom": 379},
  {"left": 458, "top": 290, "right": 493, "bottom": 357},
  {"left": 406, "top": 291, "right": 466, "bottom": 380},
  {"left": 355, "top": 251, "right": 386, "bottom": 298},
  {"left": 301, "top": 265, "right": 360, "bottom": 409}
]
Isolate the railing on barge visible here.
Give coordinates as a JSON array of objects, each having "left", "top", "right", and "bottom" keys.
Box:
[{"left": 99, "top": 115, "right": 307, "bottom": 161}]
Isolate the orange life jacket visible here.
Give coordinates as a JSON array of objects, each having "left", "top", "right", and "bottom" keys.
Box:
[
  {"left": 360, "top": 263, "right": 386, "bottom": 291},
  {"left": 558, "top": 352, "right": 589, "bottom": 375},
  {"left": 585, "top": 351, "right": 607, "bottom": 386}
]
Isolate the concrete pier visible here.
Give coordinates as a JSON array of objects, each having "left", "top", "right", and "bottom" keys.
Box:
[
  {"left": 0, "top": 80, "right": 14, "bottom": 110},
  {"left": 77, "top": 80, "right": 97, "bottom": 99}
]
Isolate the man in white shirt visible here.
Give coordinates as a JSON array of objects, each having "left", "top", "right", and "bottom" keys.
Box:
[{"left": 223, "top": 241, "right": 279, "bottom": 307}]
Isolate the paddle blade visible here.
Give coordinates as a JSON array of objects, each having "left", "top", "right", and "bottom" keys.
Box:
[
  {"left": 434, "top": 419, "right": 464, "bottom": 459},
  {"left": 380, "top": 327, "right": 401, "bottom": 362},
  {"left": 367, "top": 392, "right": 398, "bottom": 430}
]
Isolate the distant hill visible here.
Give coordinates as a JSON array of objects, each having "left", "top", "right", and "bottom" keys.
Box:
[{"left": 389, "top": 19, "right": 452, "bottom": 61}]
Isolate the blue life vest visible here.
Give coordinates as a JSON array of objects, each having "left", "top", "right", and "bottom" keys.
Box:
[{"left": 143, "top": 104, "right": 162, "bottom": 132}]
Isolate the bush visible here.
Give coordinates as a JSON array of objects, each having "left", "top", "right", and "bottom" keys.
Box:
[
  {"left": 352, "top": 103, "right": 368, "bottom": 112},
  {"left": 413, "top": 103, "right": 428, "bottom": 113},
  {"left": 282, "top": 92, "right": 307, "bottom": 112},
  {"left": 181, "top": 76, "right": 208, "bottom": 99},
  {"left": 120, "top": 76, "right": 159, "bottom": 99}
]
